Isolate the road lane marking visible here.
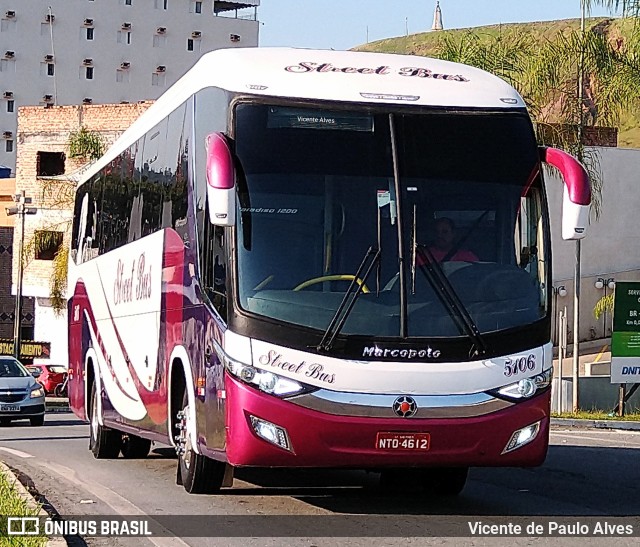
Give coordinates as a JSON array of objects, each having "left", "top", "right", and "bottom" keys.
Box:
[
  {"left": 0, "top": 446, "right": 34, "bottom": 458},
  {"left": 40, "top": 461, "right": 191, "bottom": 547}
]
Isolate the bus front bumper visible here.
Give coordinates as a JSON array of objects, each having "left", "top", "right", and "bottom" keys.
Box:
[{"left": 224, "top": 376, "right": 550, "bottom": 468}]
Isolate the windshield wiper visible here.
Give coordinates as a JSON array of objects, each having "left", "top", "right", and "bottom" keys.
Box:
[
  {"left": 414, "top": 245, "right": 487, "bottom": 359},
  {"left": 316, "top": 246, "right": 381, "bottom": 353}
]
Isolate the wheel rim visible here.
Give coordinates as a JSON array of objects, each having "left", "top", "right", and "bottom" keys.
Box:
[
  {"left": 90, "top": 393, "right": 99, "bottom": 442},
  {"left": 178, "top": 404, "right": 193, "bottom": 470}
]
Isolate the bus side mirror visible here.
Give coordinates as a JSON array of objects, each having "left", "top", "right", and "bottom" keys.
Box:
[
  {"left": 539, "top": 146, "right": 591, "bottom": 240},
  {"left": 205, "top": 132, "right": 236, "bottom": 227}
]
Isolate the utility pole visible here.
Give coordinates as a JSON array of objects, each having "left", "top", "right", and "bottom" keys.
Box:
[
  {"left": 6, "top": 191, "right": 37, "bottom": 360},
  {"left": 573, "top": 0, "right": 587, "bottom": 412}
]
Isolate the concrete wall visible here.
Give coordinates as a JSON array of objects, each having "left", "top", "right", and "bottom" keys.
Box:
[
  {"left": 0, "top": 178, "right": 16, "bottom": 227},
  {"left": 551, "top": 377, "right": 640, "bottom": 414}
]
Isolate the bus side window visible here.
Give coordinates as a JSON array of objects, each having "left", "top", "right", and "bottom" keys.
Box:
[{"left": 201, "top": 211, "right": 227, "bottom": 322}]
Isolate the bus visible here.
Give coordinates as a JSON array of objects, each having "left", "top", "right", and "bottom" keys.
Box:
[{"left": 67, "top": 47, "right": 590, "bottom": 496}]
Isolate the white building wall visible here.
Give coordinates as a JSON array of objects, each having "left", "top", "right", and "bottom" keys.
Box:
[
  {"left": 33, "top": 297, "right": 68, "bottom": 366},
  {"left": 0, "top": 0, "right": 260, "bottom": 174}
]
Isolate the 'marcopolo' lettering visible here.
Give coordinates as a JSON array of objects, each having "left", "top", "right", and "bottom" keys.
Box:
[{"left": 362, "top": 346, "right": 442, "bottom": 359}]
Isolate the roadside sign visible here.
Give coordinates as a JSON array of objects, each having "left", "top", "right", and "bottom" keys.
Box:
[
  {"left": 0, "top": 339, "right": 51, "bottom": 360},
  {"left": 611, "top": 281, "right": 640, "bottom": 383}
]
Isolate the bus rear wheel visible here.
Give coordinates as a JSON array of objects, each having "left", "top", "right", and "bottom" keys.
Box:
[
  {"left": 176, "top": 391, "right": 226, "bottom": 494},
  {"left": 121, "top": 434, "right": 151, "bottom": 459},
  {"left": 89, "top": 381, "right": 122, "bottom": 459}
]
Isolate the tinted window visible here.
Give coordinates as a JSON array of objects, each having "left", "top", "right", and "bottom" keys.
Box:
[
  {"left": 233, "top": 103, "right": 546, "bottom": 338},
  {"left": 0, "top": 358, "right": 28, "bottom": 377}
]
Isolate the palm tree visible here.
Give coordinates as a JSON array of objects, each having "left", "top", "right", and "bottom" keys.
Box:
[{"left": 588, "top": 0, "right": 640, "bottom": 16}]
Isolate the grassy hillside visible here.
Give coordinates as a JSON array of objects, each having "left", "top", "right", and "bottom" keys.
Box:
[{"left": 354, "top": 18, "right": 640, "bottom": 149}]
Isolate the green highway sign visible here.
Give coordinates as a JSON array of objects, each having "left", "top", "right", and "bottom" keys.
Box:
[{"left": 611, "top": 281, "right": 640, "bottom": 383}]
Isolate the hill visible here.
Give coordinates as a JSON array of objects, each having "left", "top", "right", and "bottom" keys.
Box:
[{"left": 354, "top": 18, "right": 640, "bottom": 149}]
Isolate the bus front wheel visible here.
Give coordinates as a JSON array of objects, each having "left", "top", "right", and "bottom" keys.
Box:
[
  {"left": 176, "top": 390, "right": 226, "bottom": 494},
  {"left": 380, "top": 467, "right": 469, "bottom": 497},
  {"left": 421, "top": 467, "right": 469, "bottom": 496}
]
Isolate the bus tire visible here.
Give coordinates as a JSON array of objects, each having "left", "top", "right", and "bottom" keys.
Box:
[
  {"left": 421, "top": 467, "right": 468, "bottom": 497},
  {"left": 121, "top": 434, "right": 151, "bottom": 459},
  {"left": 177, "top": 390, "right": 225, "bottom": 494},
  {"left": 89, "top": 381, "right": 122, "bottom": 459}
]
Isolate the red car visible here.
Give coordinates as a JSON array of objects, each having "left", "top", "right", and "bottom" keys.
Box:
[{"left": 26, "top": 364, "right": 67, "bottom": 395}]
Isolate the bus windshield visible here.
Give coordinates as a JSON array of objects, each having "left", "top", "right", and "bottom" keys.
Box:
[{"left": 233, "top": 103, "right": 547, "bottom": 338}]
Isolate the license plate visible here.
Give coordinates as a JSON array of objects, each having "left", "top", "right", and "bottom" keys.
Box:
[
  {"left": 0, "top": 405, "right": 19, "bottom": 412},
  {"left": 376, "top": 432, "right": 430, "bottom": 451}
]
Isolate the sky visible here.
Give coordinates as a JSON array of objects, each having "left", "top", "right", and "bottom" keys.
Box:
[{"left": 257, "top": 1, "right": 618, "bottom": 51}]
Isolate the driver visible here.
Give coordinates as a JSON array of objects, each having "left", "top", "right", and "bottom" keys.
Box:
[{"left": 419, "top": 217, "right": 479, "bottom": 263}]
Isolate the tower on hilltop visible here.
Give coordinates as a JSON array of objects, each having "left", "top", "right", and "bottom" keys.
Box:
[{"left": 431, "top": 1, "right": 444, "bottom": 31}]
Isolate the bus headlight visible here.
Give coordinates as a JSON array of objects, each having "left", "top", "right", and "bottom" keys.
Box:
[
  {"left": 225, "top": 357, "right": 315, "bottom": 398},
  {"left": 491, "top": 368, "right": 553, "bottom": 401}
]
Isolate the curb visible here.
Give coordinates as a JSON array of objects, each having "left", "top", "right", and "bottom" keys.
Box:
[
  {"left": 551, "top": 418, "right": 640, "bottom": 431},
  {"left": 45, "top": 398, "right": 70, "bottom": 414},
  {"left": 0, "top": 462, "right": 66, "bottom": 546},
  {"left": 46, "top": 406, "right": 71, "bottom": 414}
]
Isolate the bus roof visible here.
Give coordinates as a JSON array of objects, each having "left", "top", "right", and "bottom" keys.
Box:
[
  {"left": 183, "top": 47, "right": 524, "bottom": 109},
  {"left": 78, "top": 48, "right": 526, "bottom": 186}
]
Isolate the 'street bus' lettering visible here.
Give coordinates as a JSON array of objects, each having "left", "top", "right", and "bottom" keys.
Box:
[
  {"left": 284, "top": 62, "right": 469, "bottom": 82},
  {"left": 114, "top": 253, "right": 152, "bottom": 305}
]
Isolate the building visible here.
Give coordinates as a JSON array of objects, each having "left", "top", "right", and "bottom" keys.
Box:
[
  {"left": 12, "top": 102, "right": 153, "bottom": 365},
  {"left": 0, "top": 0, "right": 260, "bottom": 175},
  {"left": 1, "top": 176, "right": 35, "bottom": 347}
]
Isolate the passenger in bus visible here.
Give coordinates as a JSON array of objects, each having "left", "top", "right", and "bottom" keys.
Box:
[{"left": 418, "top": 217, "right": 479, "bottom": 263}]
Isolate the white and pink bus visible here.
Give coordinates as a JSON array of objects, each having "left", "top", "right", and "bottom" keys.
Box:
[{"left": 68, "top": 48, "right": 590, "bottom": 495}]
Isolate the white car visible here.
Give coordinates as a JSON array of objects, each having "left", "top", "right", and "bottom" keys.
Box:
[{"left": 0, "top": 356, "right": 46, "bottom": 426}]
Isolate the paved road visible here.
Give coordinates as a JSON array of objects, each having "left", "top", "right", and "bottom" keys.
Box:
[{"left": 1, "top": 413, "right": 640, "bottom": 546}]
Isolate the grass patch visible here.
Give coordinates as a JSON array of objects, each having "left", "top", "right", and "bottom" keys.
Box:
[
  {"left": 552, "top": 410, "right": 640, "bottom": 421},
  {"left": 0, "top": 470, "right": 47, "bottom": 547}
]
